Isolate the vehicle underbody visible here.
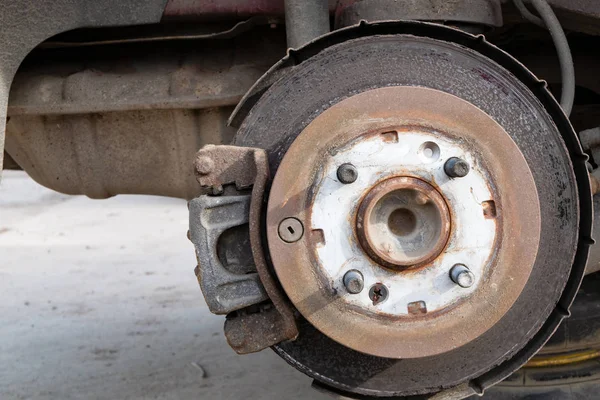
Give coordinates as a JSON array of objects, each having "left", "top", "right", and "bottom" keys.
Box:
[{"left": 3, "top": 1, "right": 600, "bottom": 398}]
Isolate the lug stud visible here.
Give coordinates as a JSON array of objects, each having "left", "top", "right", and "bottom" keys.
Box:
[
  {"left": 337, "top": 163, "right": 358, "bottom": 184},
  {"left": 449, "top": 264, "right": 475, "bottom": 288},
  {"left": 343, "top": 270, "right": 364, "bottom": 294},
  {"left": 444, "top": 157, "right": 470, "bottom": 178}
]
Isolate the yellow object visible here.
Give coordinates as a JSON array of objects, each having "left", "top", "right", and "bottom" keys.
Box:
[{"left": 525, "top": 349, "right": 600, "bottom": 368}]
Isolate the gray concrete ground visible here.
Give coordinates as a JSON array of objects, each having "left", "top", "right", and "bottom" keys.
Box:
[{"left": 0, "top": 171, "right": 329, "bottom": 400}]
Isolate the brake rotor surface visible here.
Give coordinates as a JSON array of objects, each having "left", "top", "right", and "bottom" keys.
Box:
[
  {"left": 266, "top": 86, "right": 540, "bottom": 359},
  {"left": 233, "top": 23, "right": 590, "bottom": 398}
]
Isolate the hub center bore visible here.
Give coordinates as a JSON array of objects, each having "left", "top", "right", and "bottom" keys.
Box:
[{"left": 356, "top": 176, "right": 450, "bottom": 269}]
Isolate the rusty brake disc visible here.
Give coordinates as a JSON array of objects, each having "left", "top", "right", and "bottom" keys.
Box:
[
  {"left": 233, "top": 21, "right": 592, "bottom": 399},
  {"left": 266, "top": 86, "right": 539, "bottom": 359}
]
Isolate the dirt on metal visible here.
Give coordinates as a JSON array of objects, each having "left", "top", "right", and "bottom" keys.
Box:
[
  {"left": 194, "top": 144, "right": 298, "bottom": 353},
  {"left": 265, "top": 86, "right": 541, "bottom": 359},
  {"left": 355, "top": 176, "right": 451, "bottom": 270}
]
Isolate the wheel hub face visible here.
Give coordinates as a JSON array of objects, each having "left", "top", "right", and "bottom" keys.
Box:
[
  {"left": 266, "top": 86, "right": 541, "bottom": 358},
  {"left": 315, "top": 126, "right": 496, "bottom": 318},
  {"left": 312, "top": 124, "right": 494, "bottom": 316}
]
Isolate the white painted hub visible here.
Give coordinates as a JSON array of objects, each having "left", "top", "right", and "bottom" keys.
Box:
[{"left": 310, "top": 129, "right": 498, "bottom": 316}]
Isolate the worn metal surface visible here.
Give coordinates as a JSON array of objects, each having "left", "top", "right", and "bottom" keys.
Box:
[
  {"left": 195, "top": 145, "right": 263, "bottom": 193},
  {"left": 482, "top": 274, "right": 600, "bottom": 397},
  {"left": 577, "top": 128, "right": 600, "bottom": 273},
  {"left": 284, "top": 0, "right": 330, "bottom": 49},
  {"left": 335, "top": 0, "right": 503, "bottom": 28},
  {"left": 7, "top": 32, "right": 283, "bottom": 116},
  {"left": 307, "top": 126, "right": 503, "bottom": 324},
  {"left": 189, "top": 194, "right": 269, "bottom": 314},
  {"left": 586, "top": 195, "right": 600, "bottom": 275},
  {"left": 580, "top": 127, "right": 600, "bottom": 169},
  {"left": 224, "top": 305, "right": 296, "bottom": 354},
  {"left": 234, "top": 22, "right": 591, "bottom": 397},
  {"left": 355, "top": 176, "right": 452, "bottom": 270},
  {"left": 0, "top": 0, "right": 169, "bottom": 178},
  {"left": 192, "top": 145, "right": 298, "bottom": 353},
  {"left": 5, "top": 31, "right": 285, "bottom": 199},
  {"left": 6, "top": 108, "right": 235, "bottom": 199},
  {"left": 266, "top": 86, "right": 538, "bottom": 359}
]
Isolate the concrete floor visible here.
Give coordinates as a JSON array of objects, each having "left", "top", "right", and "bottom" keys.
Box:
[{"left": 0, "top": 171, "right": 329, "bottom": 400}]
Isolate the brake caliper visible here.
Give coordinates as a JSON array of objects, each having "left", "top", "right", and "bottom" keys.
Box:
[{"left": 188, "top": 145, "right": 297, "bottom": 354}]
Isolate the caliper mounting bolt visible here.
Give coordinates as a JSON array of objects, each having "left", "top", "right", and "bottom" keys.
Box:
[
  {"left": 278, "top": 218, "right": 304, "bottom": 243},
  {"left": 343, "top": 270, "right": 364, "bottom": 294},
  {"left": 449, "top": 264, "right": 475, "bottom": 288},
  {"left": 444, "top": 157, "right": 470, "bottom": 178},
  {"left": 337, "top": 163, "right": 358, "bottom": 184}
]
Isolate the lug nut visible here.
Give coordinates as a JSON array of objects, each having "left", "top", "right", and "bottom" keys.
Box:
[
  {"left": 278, "top": 218, "right": 304, "bottom": 243},
  {"left": 343, "top": 270, "right": 364, "bottom": 294},
  {"left": 337, "top": 163, "right": 358, "bottom": 184},
  {"left": 449, "top": 264, "right": 475, "bottom": 288},
  {"left": 444, "top": 157, "right": 470, "bottom": 178}
]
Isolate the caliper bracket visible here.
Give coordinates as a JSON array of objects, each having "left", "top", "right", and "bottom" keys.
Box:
[{"left": 189, "top": 145, "right": 298, "bottom": 354}]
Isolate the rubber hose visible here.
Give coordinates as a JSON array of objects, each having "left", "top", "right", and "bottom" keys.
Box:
[{"left": 513, "top": 0, "right": 575, "bottom": 116}]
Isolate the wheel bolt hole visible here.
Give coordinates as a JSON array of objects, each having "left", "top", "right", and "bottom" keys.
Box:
[{"left": 419, "top": 141, "right": 441, "bottom": 163}]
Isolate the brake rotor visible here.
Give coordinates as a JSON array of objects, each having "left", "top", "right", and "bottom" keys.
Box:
[
  {"left": 233, "top": 22, "right": 592, "bottom": 398},
  {"left": 266, "top": 85, "right": 539, "bottom": 359}
]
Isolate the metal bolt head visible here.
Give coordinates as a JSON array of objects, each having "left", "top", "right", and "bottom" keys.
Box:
[
  {"left": 444, "top": 157, "right": 470, "bottom": 178},
  {"left": 368, "top": 283, "right": 389, "bottom": 305},
  {"left": 343, "top": 270, "right": 364, "bottom": 294},
  {"left": 337, "top": 163, "right": 358, "bottom": 184},
  {"left": 449, "top": 264, "right": 475, "bottom": 288},
  {"left": 278, "top": 218, "right": 304, "bottom": 243}
]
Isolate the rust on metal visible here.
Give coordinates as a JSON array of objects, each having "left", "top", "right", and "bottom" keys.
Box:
[
  {"left": 407, "top": 301, "right": 428, "bottom": 315},
  {"left": 482, "top": 200, "right": 498, "bottom": 219},
  {"left": 265, "top": 86, "right": 541, "bottom": 359},
  {"left": 5, "top": 31, "right": 285, "bottom": 200},
  {"left": 356, "top": 176, "right": 451, "bottom": 270},
  {"left": 194, "top": 144, "right": 298, "bottom": 353},
  {"left": 224, "top": 305, "right": 293, "bottom": 355},
  {"left": 194, "top": 145, "right": 259, "bottom": 193}
]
